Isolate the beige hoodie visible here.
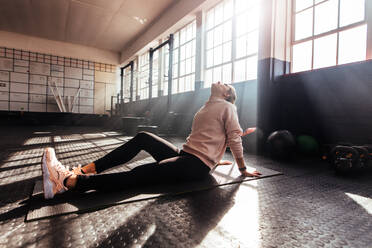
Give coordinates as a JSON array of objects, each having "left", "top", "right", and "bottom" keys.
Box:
[{"left": 182, "top": 97, "right": 243, "bottom": 169}]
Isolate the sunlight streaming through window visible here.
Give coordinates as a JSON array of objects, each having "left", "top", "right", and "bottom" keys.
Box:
[
  {"left": 313, "top": 34, "right": 337, "bottom": 69},
  {"left": 338, "top": 25, "right": 367, "bottom": 65}
]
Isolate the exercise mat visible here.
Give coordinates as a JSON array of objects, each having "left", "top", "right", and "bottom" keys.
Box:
[{"left": 26, "top": 160, "right": 281, "bottom": 221}]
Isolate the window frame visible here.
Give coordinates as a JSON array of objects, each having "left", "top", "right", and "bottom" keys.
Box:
[
  {"left": 291, "top": 0, "right": 368, "bottom": 73},
  {"left": 169, "top": 20, "right": 197, "bottom": 94},
  {"left": 203, "top": 0, "right": 260, "bottom": 87}
]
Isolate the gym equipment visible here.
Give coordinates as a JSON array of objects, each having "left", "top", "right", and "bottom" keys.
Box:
[
  {"left": 362, "top": 145, "right": 372, "bottom": 169},
  {"left": 352, "top": 146, "right": 370, "bottom": 170},
  {"left": 267, "top": 130, "right": 296, "bottom": 160},
  {"left": 121, "top": 116, "right": 145, "bottom": 135},
  {"left": 323, "top": 142, "right": 372, "bottom": 175},
  {"left": 296, "top": 135, "right": 319, "bottom": 156},
  {"left": 330, "top": 145, "right": 360, "bottom": 174}
]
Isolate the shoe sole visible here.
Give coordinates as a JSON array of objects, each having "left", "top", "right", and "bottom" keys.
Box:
[{"left": 41, "top": 150, "right": 54, "bottom": 199}]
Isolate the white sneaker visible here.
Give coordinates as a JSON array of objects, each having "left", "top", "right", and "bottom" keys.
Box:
[{"left": 41, "top": 147, "right": 73, "bottom": 199}]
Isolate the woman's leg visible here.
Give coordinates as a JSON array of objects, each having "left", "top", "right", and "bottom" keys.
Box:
[
  {"left": 91, "top": 132, "right": 180, "bottom": 173},
  {"left": 70, "top": 154, "right": 210, "bottom": 192}
]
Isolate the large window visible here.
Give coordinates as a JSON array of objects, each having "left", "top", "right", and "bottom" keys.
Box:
[
  {"left": 292, "top": 0, "right": 367, "bottom": 72},
  {"left": 172, "top": 21, "right": 196, "bottom": 94},
  {"left": 205, "top": 0, "right": 260, "bottom": 87},
  {"left": 152, "top": 50, "right": 159, "bottom": 98},
  {"left": 162, "top": 44, "right": 170, "bottom": 96},
  {"left": 123, "top": 66, "right": 131, "bottom": 103},
  {"left": 138, "top": 52, "right": 149, "bottom": 100}
]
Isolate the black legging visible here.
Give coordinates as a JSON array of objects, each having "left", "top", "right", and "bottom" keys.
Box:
[{"left": 75, "top": 132, "right": 211, "bottom": 192}]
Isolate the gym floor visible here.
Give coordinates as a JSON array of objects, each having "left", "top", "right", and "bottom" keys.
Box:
[{"left": 0, "top": 126, "right": 371, "bottom": 248}]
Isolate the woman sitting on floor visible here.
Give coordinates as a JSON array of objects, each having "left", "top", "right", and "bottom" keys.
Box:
[{"left": 41, "top": 81, "right": 261, "bottom": 199}]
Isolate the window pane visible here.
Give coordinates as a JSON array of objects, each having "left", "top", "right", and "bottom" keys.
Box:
[
  {"left": 223, "top": 21, "right": 232, "bottom": 43},
  {"left": 246, "top": 56, "right": 257, "bottom": 80},
  {"left": 185, "top": 75, "right": 191, "bottom": 92},
  {"left": 152, "top": 85, "right": 158, "bottom": 98},
  {"left": 207, "top": 49, "right": 214, "bottom": 68},
  {"left": 247, "top": 30, "right": 259, "bottom": 55},
  {"left": 236, "top": 13, "right": 248, "bottom": 37},
  {"left": 174, "top": 32, "right": 179, "bottom": 48},
  {"left": 206, "top": 9, "right": 214, "bottom": 30},
  {"left": 224, "top": 0, "right": 233, "bottom": 20},
  {"left": 179, "top": 77, "right": 185, "bottom": 93},
  {"left": 222, "top": 63, "right": 232, "bottom": 83},
  {"left": 162, "top": 81, "right": 168, "bottom": 96},
  {"left": 180, "top": 46, "right": 186, "bottom": 60},
  {"left": 246, "top": 7, "right": 259, "bottom": 32},
  {"left": 236, "top": 35, "right": 247, "bottom": 59},
  {"left": 172, "top": 79, "right": 178, "bottom": 94},
  {"left": 223, "top": 41, "right": 232, "bottom": 63},
  {"left": 186, "top": 24, "right": 193, "bottom": 42},
  {"left": 180, "top": 60, "right": 185, "bottom": 76},
  {"left": 207, "top": 30, "right": 214, "bottom": 49},
  {"left": 295, "top": 8, "right": 313, "bottom": 40},
  {"left": 180, "top": 29, "right": 186, "bottom": 45},
  {"left": 205, "top": 69, "right": 213, "bottom": 88},
  {"left": 295, "top": 0, "right": 313, "bottom": 12},
  {"left": 313, "top": 34, "right": 337, "bottom": 69},
  {"left": 215, "top": 3, "right": 223, "bottom": 26},
  {"left": 214, "top": 45, "right": 223, "bottom": 65},
  {"left": 235, "top": 0, "right": 249, "bottom": 14},
  {"left": 314, "top": 0, "right": 338, "bottom": 35},
  {"left": 234, "top": 59, "right": 246, "bottom": 82},
  {"left": 192, "top": 22, "right": 196, "bottom": 39},
  {"left": 340, "top": 0, "right": 365, "bottom": 27},
  {"left": 213, "top": 66, "right": 222, "bottom": 82},
  {"left": 173, "top": 63, "right": 178, "bottom": 78},
  {"left": 185, "top": 58, "right": 192, "bottom": 74},
  {"left": 292, "top": 41, "right": 312, "bottom": 72},
  {"left": 214, "top": 25, "right": 223, "bottom": 46},
  {"left": 186, "top": 42, "right": 192, "bottom": 59},
  {"left": 339, "top": 25, "right": 367, "bottom": 65}
]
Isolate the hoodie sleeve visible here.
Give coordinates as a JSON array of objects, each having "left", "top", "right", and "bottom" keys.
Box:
[{"left": 224, "top": 103, "right": 244, "bottom": 159}]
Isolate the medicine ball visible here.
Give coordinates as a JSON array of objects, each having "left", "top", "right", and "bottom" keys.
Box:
[
  {"left": 297, "top": 135, "right": 319, "bottom": 156},
  {"left": 267, "top": 130, "right": 296, "bottom": 159}
]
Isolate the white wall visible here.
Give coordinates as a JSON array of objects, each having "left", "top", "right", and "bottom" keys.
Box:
[{"left": 0, "top": 31, "right": 120, "bottom": 65}]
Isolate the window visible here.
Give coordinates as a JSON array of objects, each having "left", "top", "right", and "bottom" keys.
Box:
[
  {"left": 123, "top": 66, "right": 131, "bottom": 103},
  {"left": 205, "top": 0, "right": 260, "bottom": 87},
  {"left": 162, "top": 44, "right": 170, "bottom": 96},
  {"left": 138, "top": 52, "right": 149, "bottom": 100},
  {"left": 152, "top": 50, "right": 159, "bottom": 98},
  {"left": 292, "top": 0, "right": 367, "bottom": 72},
  {"left": 171, "top": 21, "right": 196, "bottom": 94}
]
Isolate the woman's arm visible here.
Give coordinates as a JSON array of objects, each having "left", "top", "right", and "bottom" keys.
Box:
[{"left": 224, "top": 105, "right": 261, "bottom": 177}]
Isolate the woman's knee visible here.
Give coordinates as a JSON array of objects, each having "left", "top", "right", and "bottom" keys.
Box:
[{"left": 135, "top": 131, "right": 152, "bottom": 140}]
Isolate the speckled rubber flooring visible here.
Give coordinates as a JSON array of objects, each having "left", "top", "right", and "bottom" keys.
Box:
[{"left": 0, "top": 126, "right": 371, "bottom": 248}]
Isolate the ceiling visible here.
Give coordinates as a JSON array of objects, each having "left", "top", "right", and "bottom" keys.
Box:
[{"left": 0, "top": 0, "right": 177, "bottom": 52}]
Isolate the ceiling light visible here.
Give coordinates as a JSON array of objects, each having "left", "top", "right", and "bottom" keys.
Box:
[{"left": 133, "top": 16, "right": 147, "bottom": 24}]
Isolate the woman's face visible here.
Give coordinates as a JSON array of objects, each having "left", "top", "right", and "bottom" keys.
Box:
[{"left": 211, "top": 81, "right": 231, "bottom": 97}]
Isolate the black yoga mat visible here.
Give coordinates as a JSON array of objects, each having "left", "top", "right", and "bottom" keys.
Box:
[{"left": 26, "top": 160, "right": 282, "bottom": 221}]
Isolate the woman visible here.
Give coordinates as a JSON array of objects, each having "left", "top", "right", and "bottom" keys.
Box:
[{"left": 41, "top": 82, "right": 261, "bottom": 199}]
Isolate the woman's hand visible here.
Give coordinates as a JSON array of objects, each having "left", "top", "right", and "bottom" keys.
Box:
[
  {"left": 218, "top": 160, "right": 233, "bottom": 165},
  {"left": 240, "top": 127, "right": 257, "bottom": 137},
  {"left": 240, "top": 169, "right": 261, "bottom": 177}
]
